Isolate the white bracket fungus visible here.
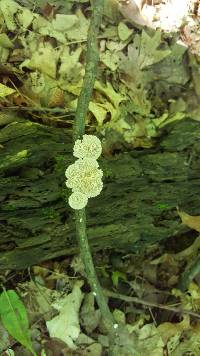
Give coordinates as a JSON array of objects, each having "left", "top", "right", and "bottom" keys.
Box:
[
  {"left": 65, "top": 135, "right": 103, "bottom": 209},
  {"left": 73, "top": 134, "right": 102, "bottom": 160}
]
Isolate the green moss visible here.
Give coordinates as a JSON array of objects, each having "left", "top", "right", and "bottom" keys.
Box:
[
  {"left": 156, "top": 203, "right": 170, "bottom": 210},
  {"left": 41, "top": 207, "right": 59, "bottom": 219},
  {"left": 55, "top": 154, "right": 70, "bottom": 175},
  {"left": 16, "top": 150, "right": 28, "bottom": 158},
  {"left": 101, "top": 160, "right": 112, "bottom": 178}
]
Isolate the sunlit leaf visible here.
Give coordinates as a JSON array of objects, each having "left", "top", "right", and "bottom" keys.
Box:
[
  {"left": 177, "top": 209, "right": 200, "bottom": 232},
  {"left": 0, "top": 290, "right": 35, "bottom": 355},
  {"left": 0, "top": 83, "right": 15, "bottom": 98},
  {"left": 112, "top": 271, "right": 127, "bottom": 287},
  {"left": 118, "top": 22, "right": 133, "bottom": 41}
]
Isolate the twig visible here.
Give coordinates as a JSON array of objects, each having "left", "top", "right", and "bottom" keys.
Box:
[
  {"left": 71, "top": 1, "right": 120, "bottom": 354},
  {"left": 103, "top": 289, "right": 200, "bottom": 319},
  {"left": 75, "top": 211, "right": 116, "bottom": 329},
  {"left": 73, "top": 2, "right": 103, "bottom": 141},
  {"left": 1, "top": 106, "right": 74, "bottom": 115}
]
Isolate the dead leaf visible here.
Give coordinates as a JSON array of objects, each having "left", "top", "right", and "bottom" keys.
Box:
[
  {"left": 80, "top": 293, "right": 101, "bottom": 333},
  {"left": 46, "top": 281, "right": 84, "bottom": 350},
  {"left": 177, "top": 208, "right": 200, "bottom": 232},
  {"left": 157, "top": 315, "right": 190, "bottom": 345},
  {"left": 48, "top": 87, "right": 65, "bottom": 108},
  {"left": 117, "top": 0, "right": 153, "bottom": 28}
]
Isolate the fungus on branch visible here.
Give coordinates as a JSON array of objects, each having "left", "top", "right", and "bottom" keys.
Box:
[{"left": 65, "top": 135, "right": 103, "bottom": 209}]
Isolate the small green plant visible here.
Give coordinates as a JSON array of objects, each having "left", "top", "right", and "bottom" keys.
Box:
[
  {"left": 112, "top": 271, "right": 127, "bottom": 288},
  {"left": 0, "top": 289, "right": 36, "bottom": 355}
]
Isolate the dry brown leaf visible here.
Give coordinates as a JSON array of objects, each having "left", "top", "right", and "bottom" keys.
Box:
[
  {"left": 116, "top": 0, "right": 153, "bottom": 27},
  {"left": 157, "top": 315, "right": 190, "bottom": 345},
  {"left": 48, "top": 87, "right": 65, "bottom": 108}
]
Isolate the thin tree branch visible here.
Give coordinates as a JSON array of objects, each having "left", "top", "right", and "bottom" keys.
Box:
[
  {"left": 73, "top": 1, "right": 103, "bottom": 141},
  {"left": 71, "top": 1, "right": 121, "bottom": 354},
  {"left": 103, "top": 289, "right": 200, "bottom": 319},
  {"left": 75, "top": 210, "right": 116, "bottom": 332}
]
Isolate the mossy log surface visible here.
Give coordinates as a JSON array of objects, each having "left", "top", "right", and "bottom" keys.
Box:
[{"left": 0, "top": 117, "right": 199, "bottom": 270}]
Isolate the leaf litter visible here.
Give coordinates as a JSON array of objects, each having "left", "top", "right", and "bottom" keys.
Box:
[{"left": 0, "top": 0, "right": 200, "bottom": 355}]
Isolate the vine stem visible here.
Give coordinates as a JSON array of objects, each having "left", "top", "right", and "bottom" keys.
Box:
[
  {"left": 75, "top": 210, "right": 117, "bottom": 332},
  {"left": 72, "top": 0, "right": 119, "bottom": 354},
  {"left": 73, "top": 1, "right": 103, "bottom": 141}
]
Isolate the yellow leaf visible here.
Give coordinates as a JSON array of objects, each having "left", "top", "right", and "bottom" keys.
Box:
[
  {"left": 177, "top": 208, "right": 200, "bottom": 232},
  {"left": 0, "top": 83, "right": 15, "bottom": 97}
]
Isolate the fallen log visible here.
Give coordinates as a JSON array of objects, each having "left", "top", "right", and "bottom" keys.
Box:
[{"left": 0, "top": 117, "right": 199, "bottom": 269}]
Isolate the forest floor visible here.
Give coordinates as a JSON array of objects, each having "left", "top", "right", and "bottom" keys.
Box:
[{"left": 0, "top": 0, "right": 200, "bottom": 355}]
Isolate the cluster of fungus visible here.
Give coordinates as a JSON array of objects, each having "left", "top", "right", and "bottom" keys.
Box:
[{"left": 65, "top": 135, "right": 103, "bottom": 210}]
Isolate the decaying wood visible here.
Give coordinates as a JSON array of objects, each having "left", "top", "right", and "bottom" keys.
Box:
[{"left": 0, "top": 117, "right": 199, "bottom": 269}]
